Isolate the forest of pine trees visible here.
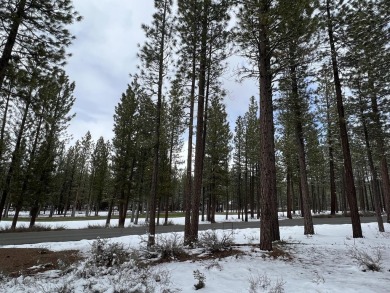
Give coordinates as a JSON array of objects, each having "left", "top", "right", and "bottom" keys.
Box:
[{"left": 0, "top": 0, "right": 389, "bottom": 250}]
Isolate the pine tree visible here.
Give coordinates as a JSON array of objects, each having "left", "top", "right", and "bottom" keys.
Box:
[
  {"left": 88, "top": 137, "right": 110, "bottom": 216},
  {"left": 237, "top": 0, "right": 280, "bottom": 250},
  {"left": 69, "top": 131, "right": 92, "bottom": 218},
  {"left": 204, "top": 97, "right": 232, "bottom": 223},
  {"left": 0, "top": 67, "right": 38, "bottom": 220},
  {"left": 316, "top": 64, "right": 339, "bottom": 215},
  {"left": 163, "top": 80, "right": 185, "bottom": 225},
  {"left": 176, "top": 0, "right": 202, "bottom": 242},
  {"left": 243, "top": 96, "right": 260, "bottom": 220},
  {"left": 280, "top": 0, "right": 317, "bottom": 235},
  {"left": 189, "top": 0, "right": 232, "bottom": 244},
  {"left": 342, "top": 0, "right": 390, "bottom": 223},
  {"left": 137, "top": 0, "right": 175, "bottom": 246},
  {"left": 0, "top": 0, "right": 81, "bottom": 91},
  {"left": 323, "top": 0, "right": 362, "bottom": 237},
  {"left": 12, "top": 70, "right": 75, "bottom": 226},
  {"left": 112, "top": 84, "right": 139, "bottom": 228}
]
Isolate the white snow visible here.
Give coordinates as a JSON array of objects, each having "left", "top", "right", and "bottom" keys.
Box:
[{"left": 1, "top": 216, "right": 389, "bottom": 292}]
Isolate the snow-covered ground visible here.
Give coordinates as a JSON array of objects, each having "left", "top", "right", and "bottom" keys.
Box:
[
  {"left": 1, "top": 216, "right": 389, "bottom": 293},
  {"left": 0, "top": 211, "right": 297, "bottom": 230}
]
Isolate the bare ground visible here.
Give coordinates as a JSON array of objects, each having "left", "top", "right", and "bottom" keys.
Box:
[{"left": 0, "top": 248, "right": 81, "bottom": 277}]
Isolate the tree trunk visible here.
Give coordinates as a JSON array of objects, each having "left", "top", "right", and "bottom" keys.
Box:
[
  {"left": 325, "top": 90, "right": 337, "bottom": 215},
  {"left": 189, "top": 1, "right": 209, "bottom": 244},
  {"left": 244, "top": 159, "right": 248, "bottom": 222},
  {"left": 326, "top": 0, "right": 362, "bottom": 237},
  {"left": 119, "top": 160, "right": 135, "bottom": 228},
  {"left": 250, "top": 166, "right": 255, "bottom": 219},
  {"left": 358, "top": 91, "right": 384, "bottom": 231},
  {"left": 291, "top": 176, "right": 296, "bottom": 215},
  {"left": 363, "top": 167, "right": 371, "bottom": 211},
  {"left": 357, "top": 171, "right": 366, "bottom": 211},
  {"left": 290, "top": 63, "right": 314, "bottom": 235},
  {"left": 29, "top": 202, "right": 40, "bottom": 228},
  {"left": 85, "top": 170, "right": 95, "bottom": 217},
  {"left": 258, "top": 0, "right": 278, "bottom": 251},
  {"left": 183, "top": 1, "right": 198, "bottom": 245},
  {"left": 106, "top": 198, "right": 114, "bottom": 227},
  {"left": 148, "top": 1, "right": 169, "bottom": 246},
  {"left": 286, "top": 169, "right": 292, "bottom": 219},
  {"left": 368, "top": 84, "right": 390, "bottom": 223},
  {"left": 72, "top": 165, "right": 85, "bottom": 218}
]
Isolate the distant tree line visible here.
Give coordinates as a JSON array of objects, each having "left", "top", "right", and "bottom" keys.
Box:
[{"left": 0, "top": 0, "right": 389, "bottom": 251}]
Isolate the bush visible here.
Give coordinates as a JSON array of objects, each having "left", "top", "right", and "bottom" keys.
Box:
[
  {"left": 89, "top": 238, "right": 130, "bottom": 267},
  {"left": 198, "top": 230, "right": 234, "bottom": 252},
  {"left": 193, "top": 269, "right": 206, "bottom": 290},
  {"left": 248, "top": 273, "right": 285, "bottom": 293},
  {"left": 142, "top": 233, "right": 186, "bottom": 260},
  {"left": 87, "top": 223, "right": 107, "bottom": 229},
  {"left": 348, "top": 245, "right": 382, "bottom": 272}
]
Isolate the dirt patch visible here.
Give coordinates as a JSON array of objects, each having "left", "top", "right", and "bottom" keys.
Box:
[{"left": 0, "top": 248, "right": 81, "bottom": 277}]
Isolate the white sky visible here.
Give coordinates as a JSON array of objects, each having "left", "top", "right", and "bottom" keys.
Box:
[{"left": 64, "top": 0, "right": 258, "bottom": 144}]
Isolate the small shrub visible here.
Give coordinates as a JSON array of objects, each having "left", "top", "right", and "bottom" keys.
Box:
[
  {"left": 248, "top": 273, "right": 285, "bottom": 293},
  {"left": 0, "top": 224, "right": 53, "bottom": 233},
  {"left": 87, "top": 223, "right": 106, "bottom": 229},
  {"left": 0, "top": 224, "right": 67, "bottom": 233},
  {"left": 89, "top": 238, "right": 130, "bottom": 267},
  {"left": 53, "top": 224, "right": 67, "bottom": 231},
  {"left": 269, "top": 280, "right": 286, "bottom": 293},
  {"left": 348, "top": 245, "right": 382, "bottom": 272},
  {"left": 193, "top": 269, "right": 206, "bottom": 290},
  {"left": 312, "top": 270, "right": 325, "bottom": 285},
  {"left": 249, "top": 273, "right": 271, "bottom": 292},
  {"left": 198, "top": 230, "right": 234, "bottom": 252},
  {"left": 143, "top": 233, "right": 186, "bottom": 260}
]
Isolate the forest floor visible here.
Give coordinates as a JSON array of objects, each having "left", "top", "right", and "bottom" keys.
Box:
[{"left": 0, "top": 248, "right": 80, "bottom": 277}]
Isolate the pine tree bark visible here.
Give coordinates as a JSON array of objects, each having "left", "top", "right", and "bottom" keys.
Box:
[
  {"left": 286, "top": 169, "right": 292, "bottom": 219},
  {"left": 105, "top": 198, "right": 114, "bottom": 227},
  {"left": 325, "top": 88, "right": 337, "bottom": 215},
  {"left": 183, "top": 1, "right": 198, "bottom": 243},
  {"left": 368, "top": 85, "right": 390, "bottom": 223},
  {"left": 250, "top": 166, "right": 255, "bottom": 219},
  {"left": 358, "top": 93, "right": 384, "bottom": 232},
  {"left": 258, "top": 0, "right": 278, "bottom": 251},
  {"left": 189, "top": 1, "right": 209, "bottom": 243},
  {"left": 326, "top": 0, "right": 362, "bottom": 237},
  {"left": 290, "top": 63, "right": 314, "bottom": 235},
  {"left": 148, "top": 0, "right": 169, "bottom": 246}
]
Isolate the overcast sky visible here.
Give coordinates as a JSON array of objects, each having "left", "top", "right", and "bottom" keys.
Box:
[{"left": 65, "top": 0, "right": 258, "bottom": 144}]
